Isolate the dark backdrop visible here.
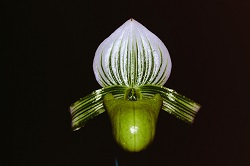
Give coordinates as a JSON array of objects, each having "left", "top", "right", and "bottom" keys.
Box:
[{"left": 9, "top": 0, "right": 250, "bottom": 165}]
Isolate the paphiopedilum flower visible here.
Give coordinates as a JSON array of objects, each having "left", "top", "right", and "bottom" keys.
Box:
[{"left": 70, "top": 19, "right": 201, "bottom": 152}]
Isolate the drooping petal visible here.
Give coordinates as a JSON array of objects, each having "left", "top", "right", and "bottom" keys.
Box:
[
  {"left": 93, "top": 19, "right": 172, "bottom": 87},
  {"left": 138, "top": 85, "right": 201, "bottom": 123},
  {"left": 70, "top": 85, "right": 129, "bottom": 131}
]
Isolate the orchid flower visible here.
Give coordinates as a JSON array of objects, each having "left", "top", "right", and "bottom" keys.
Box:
[{"left": 70, "top": 19, "right": 201, "bottom": 152}]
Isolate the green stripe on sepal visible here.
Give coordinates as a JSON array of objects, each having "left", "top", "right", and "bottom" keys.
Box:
[
  {"left": 138, "top": 85, "right": 201, "bottom": 123},
  {"left": 93, "top": 19, "right": 172, "bottom": 88},
  {"left": 70, "top": 85, "right": 129, "bottom": 131}
]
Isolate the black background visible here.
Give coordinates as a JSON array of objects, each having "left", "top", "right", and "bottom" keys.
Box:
[{"left": 8, "top": 0, "right": 250, "bottom": 166}]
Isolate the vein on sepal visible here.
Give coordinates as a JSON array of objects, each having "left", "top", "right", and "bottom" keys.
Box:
[{"left": 93, "top": 19, "right": 172, "bottom": 88}]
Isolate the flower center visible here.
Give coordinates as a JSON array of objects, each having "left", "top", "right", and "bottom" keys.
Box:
[{"left": 124, "top": 88, "right": 142, "bottom": 101}]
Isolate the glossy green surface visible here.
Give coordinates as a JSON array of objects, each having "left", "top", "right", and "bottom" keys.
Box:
[{"left": 104, "top": 93, "right": 163, "bottom": 152}]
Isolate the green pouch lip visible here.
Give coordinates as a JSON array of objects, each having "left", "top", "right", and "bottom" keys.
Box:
[{"left": 104, "top": 93, "right": 163, "bottom": 152}]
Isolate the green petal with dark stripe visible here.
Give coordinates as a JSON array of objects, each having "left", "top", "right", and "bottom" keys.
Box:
[
  {"left": 138, "top": 85, "right": 201, "bottom": 123},
  {"left": 70, "top": 85, "right": 129, "bottom": 131}
]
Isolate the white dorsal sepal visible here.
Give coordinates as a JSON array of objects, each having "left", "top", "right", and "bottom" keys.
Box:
[{"left": 93, "top": 19, "right": 172, "bottom": 87}]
